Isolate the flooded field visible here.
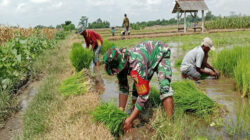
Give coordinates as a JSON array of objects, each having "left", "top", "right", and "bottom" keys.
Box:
[{"left": 98, "top": 42, "right": 249, "bottom": 139}]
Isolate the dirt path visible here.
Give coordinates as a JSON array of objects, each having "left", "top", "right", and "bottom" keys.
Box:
[
  {"left": 107, "top": 28, "right": 250, "bottom": 41},
  {"left": 0, "top": 80, "right": 42, "bottom": 140}
]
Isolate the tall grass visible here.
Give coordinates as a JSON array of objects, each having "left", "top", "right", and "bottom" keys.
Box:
[
  {"left": 205, "top": 16, "right": 250, "bottom": 30},
  {"left": 213, "top": 46, "right": 250, "bottom": 96},
  {"left": 92, "top": 102, "right": 128, "bottom": 136},
  {"left": 70, "top": 42, "right": 93, "bottom": 71}
]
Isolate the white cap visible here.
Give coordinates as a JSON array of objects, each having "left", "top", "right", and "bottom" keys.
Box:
[
  {"left": 202, "top": 37, "right": 215, "bottom": 51},
  {"left": 77, "top": 25, "right": 86, "bottom": 34}
]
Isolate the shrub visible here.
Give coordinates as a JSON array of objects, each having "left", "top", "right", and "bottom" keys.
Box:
[
  {"left": 149, "top": 80, "right": 215, "bottom": 117},
  {"left": 101, "top": 40, "right": 114, "bottom": 55},
  {"left": 92, "top": 102, "right": 128, "bottom": 136},
  {"left": 59, "top": 72, "right": 89, "bottom": 96},
  {"left": 54, "top": 30, "right": 66, "bottom": 40},
  {"left": 70, "top": 42, "right": 93, "bottom": 71}
]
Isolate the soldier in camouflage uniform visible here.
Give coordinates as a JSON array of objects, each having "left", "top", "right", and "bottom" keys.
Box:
[{"left": 103, "top": 41, "right": 174, "bottom": 132}]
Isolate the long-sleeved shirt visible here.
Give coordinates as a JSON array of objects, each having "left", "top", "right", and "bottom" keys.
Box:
[
  {"left": 123, "top": 17, "right": 129, "bottom": 27},
  {"left": 83, "top": 30, "right": 103, "bottom": 49}
]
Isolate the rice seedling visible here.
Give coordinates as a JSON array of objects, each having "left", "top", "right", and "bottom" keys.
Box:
[
  {"left": 92, "top": 102, "right": 128, "bottom": 136},
  {"left": 101, "top": 40, "right": 115, "bottom": 55},
  {"left": 213, "top": 46, "right": 250, "bottom": 96},
  {"left": 59, "top": 72, "right": 90, "bottom": 96},
  {"left": 234, "top": 55, "right": 250, "bottom": 97},
  {"left": 149, "top": 80, "right": 215, "bottom": 117},
  {"left": 212, "top": 46, "right": 250, "bottom": 77},
  {"left": 70, "top": 42, "right": 94, "bottom": 71}
]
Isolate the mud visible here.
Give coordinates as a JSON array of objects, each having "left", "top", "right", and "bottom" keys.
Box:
[{"left": 0, "top": 80, "right": 41, "bottom": 140}]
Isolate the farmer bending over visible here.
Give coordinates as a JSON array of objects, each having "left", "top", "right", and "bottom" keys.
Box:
[
  {"left": 77, "top": 25, "right": 103, "bottom": 67},
  {"left": 180, "top": 37, "right": 220, "bottom": 80},
  {"left": 103, "top": 41, "right": 174, "bottom": 132}
]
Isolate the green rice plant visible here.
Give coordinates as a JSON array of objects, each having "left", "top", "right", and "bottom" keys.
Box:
[
  {"left": 59, "top": 72, "right": 89, "bottom": 96},
  {"left": 101, "top": 40, "right": 115, "bottom": 55},
  {"left": 234, "top": 55, "right": 250, "bottom": 97},
  {"left": 92, "top": 102, "right": 128, "bottom": 136},
  {"left": 149, "top": 80, "right": 215, "bottom": 117},
  {"left": 70, "top": 42, "right": 93, "bottom": 71},
  {"left": 212, "top": 46, "right": 250, "bottom": 77}
]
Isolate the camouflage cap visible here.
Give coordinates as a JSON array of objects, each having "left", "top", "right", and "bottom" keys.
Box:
[{"left": 103, "top": 46, "right": 128, "bottom": 75}]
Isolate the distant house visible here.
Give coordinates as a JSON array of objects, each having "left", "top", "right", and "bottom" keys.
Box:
[{"left": 172, "top": 0, "right": 209, "bottom": 32}]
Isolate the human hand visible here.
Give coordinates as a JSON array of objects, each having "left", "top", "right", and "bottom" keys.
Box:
[
  {"left": 209, "top": 71, "right": 216, "bottom": 77},
  {"left": 123, "top": 118, "right": 132, "bottom": 133}
]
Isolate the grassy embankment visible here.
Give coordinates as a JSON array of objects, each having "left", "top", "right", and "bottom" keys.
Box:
[{"left": 21, "top": 34, "right": 113, "bottom": 139}]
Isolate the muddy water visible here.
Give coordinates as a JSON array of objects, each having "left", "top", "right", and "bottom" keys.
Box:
[
  {"left": 0, "top": 81, "right": 40, "bottom": 140},
  {"left": 99, "top": 42, "right": 249, "bottom": 139}
]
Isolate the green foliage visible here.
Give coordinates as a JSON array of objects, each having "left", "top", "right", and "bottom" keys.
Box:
[
  {"left": 130, "top": 24, "right": 145, "bottom": 30},
  {"left": 92, "top": 102, "right": 128, "bottom": 136},
  {"left": 149, "top": 80, "right": 215, "bottom": 117},
  {"left": 0, "top": 31, "right": 56, "bottom": 91},
  {"left": 88, "top": 18, "right": 110, "bottom": 29},
  {"left": 59, "top": 72, "right": 89, "bottom": 96},
  {"left": 54, "top": 30, "right": 67, "bottom": 40},
  {"left": 101, "top": 40, "right": 115, "bottom": 55},
  {"left": 64, "top": 24, "right": 75, "bottom": 31},
  {"left": 205, "top": 16, "right": 250, "bottom": 30},
  {"left": 70, "top": 42, "right": 93, "bottom": 71}
]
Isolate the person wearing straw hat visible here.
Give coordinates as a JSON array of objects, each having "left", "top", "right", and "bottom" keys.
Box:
[
  {"left": 103, "top": 41, "right": 174, "bottom": 132},
  {"left": 180, "top": 37, "right": 220, "bottom": 81},
  {"left": 77, "top": 25, "right": 103, "bottom": 67}
]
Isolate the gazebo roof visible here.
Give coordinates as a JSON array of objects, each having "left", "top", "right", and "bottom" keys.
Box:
[{"left": 172, "top": 0, "right": 208, "bottom": 13}]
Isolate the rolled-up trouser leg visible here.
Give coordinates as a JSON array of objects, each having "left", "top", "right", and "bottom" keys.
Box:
[{"left": 93, "top": 45, "right": 102, "bottom": 65}]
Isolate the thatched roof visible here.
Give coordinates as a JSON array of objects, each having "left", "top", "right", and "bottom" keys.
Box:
[{"left": 172, "top": 0, "right": 208, "bottom": 13}]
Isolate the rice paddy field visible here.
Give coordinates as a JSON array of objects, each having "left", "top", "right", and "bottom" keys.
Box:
[{"left": 0, "top": 24, "right": 249, "bottom": 140}]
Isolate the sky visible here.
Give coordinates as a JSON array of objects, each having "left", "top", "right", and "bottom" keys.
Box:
[{"left": 0, "top": 0, "right": 249, "bottom": 27}]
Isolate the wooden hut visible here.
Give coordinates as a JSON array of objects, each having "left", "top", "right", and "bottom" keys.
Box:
[{"left": 172, "top": 0, "right": 209, "bottom": 32}]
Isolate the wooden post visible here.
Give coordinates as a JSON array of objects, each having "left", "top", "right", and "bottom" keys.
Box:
[
  {"left": 177, "top": 11, "right": 180, "bottom": 32},
  {"left": 202, "top": 10, "right": 204, "bottom": 32},
  {"left": 184, "top": 11, "right": 186, "bottom": 33}
]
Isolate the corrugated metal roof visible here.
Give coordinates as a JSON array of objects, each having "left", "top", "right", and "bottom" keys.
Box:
[{"left": 172, "top": 0, "right": 208, "bottom": 13}]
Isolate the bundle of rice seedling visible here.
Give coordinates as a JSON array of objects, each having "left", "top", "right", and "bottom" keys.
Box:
[
  {"left": 70, "top": 42, "right": 93, "bottom": 71},
  {"left": 59, "top": 72, "right": 89, "bottom": 96},
  {"left": 92, "top": 102, "right": 128, "bottom": 136},
  {"left": 172, "top": 80, "right": 215, "bottom": 116},
  {"left": 149, "top": 80, "right": 215, "bottom": 117}
]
